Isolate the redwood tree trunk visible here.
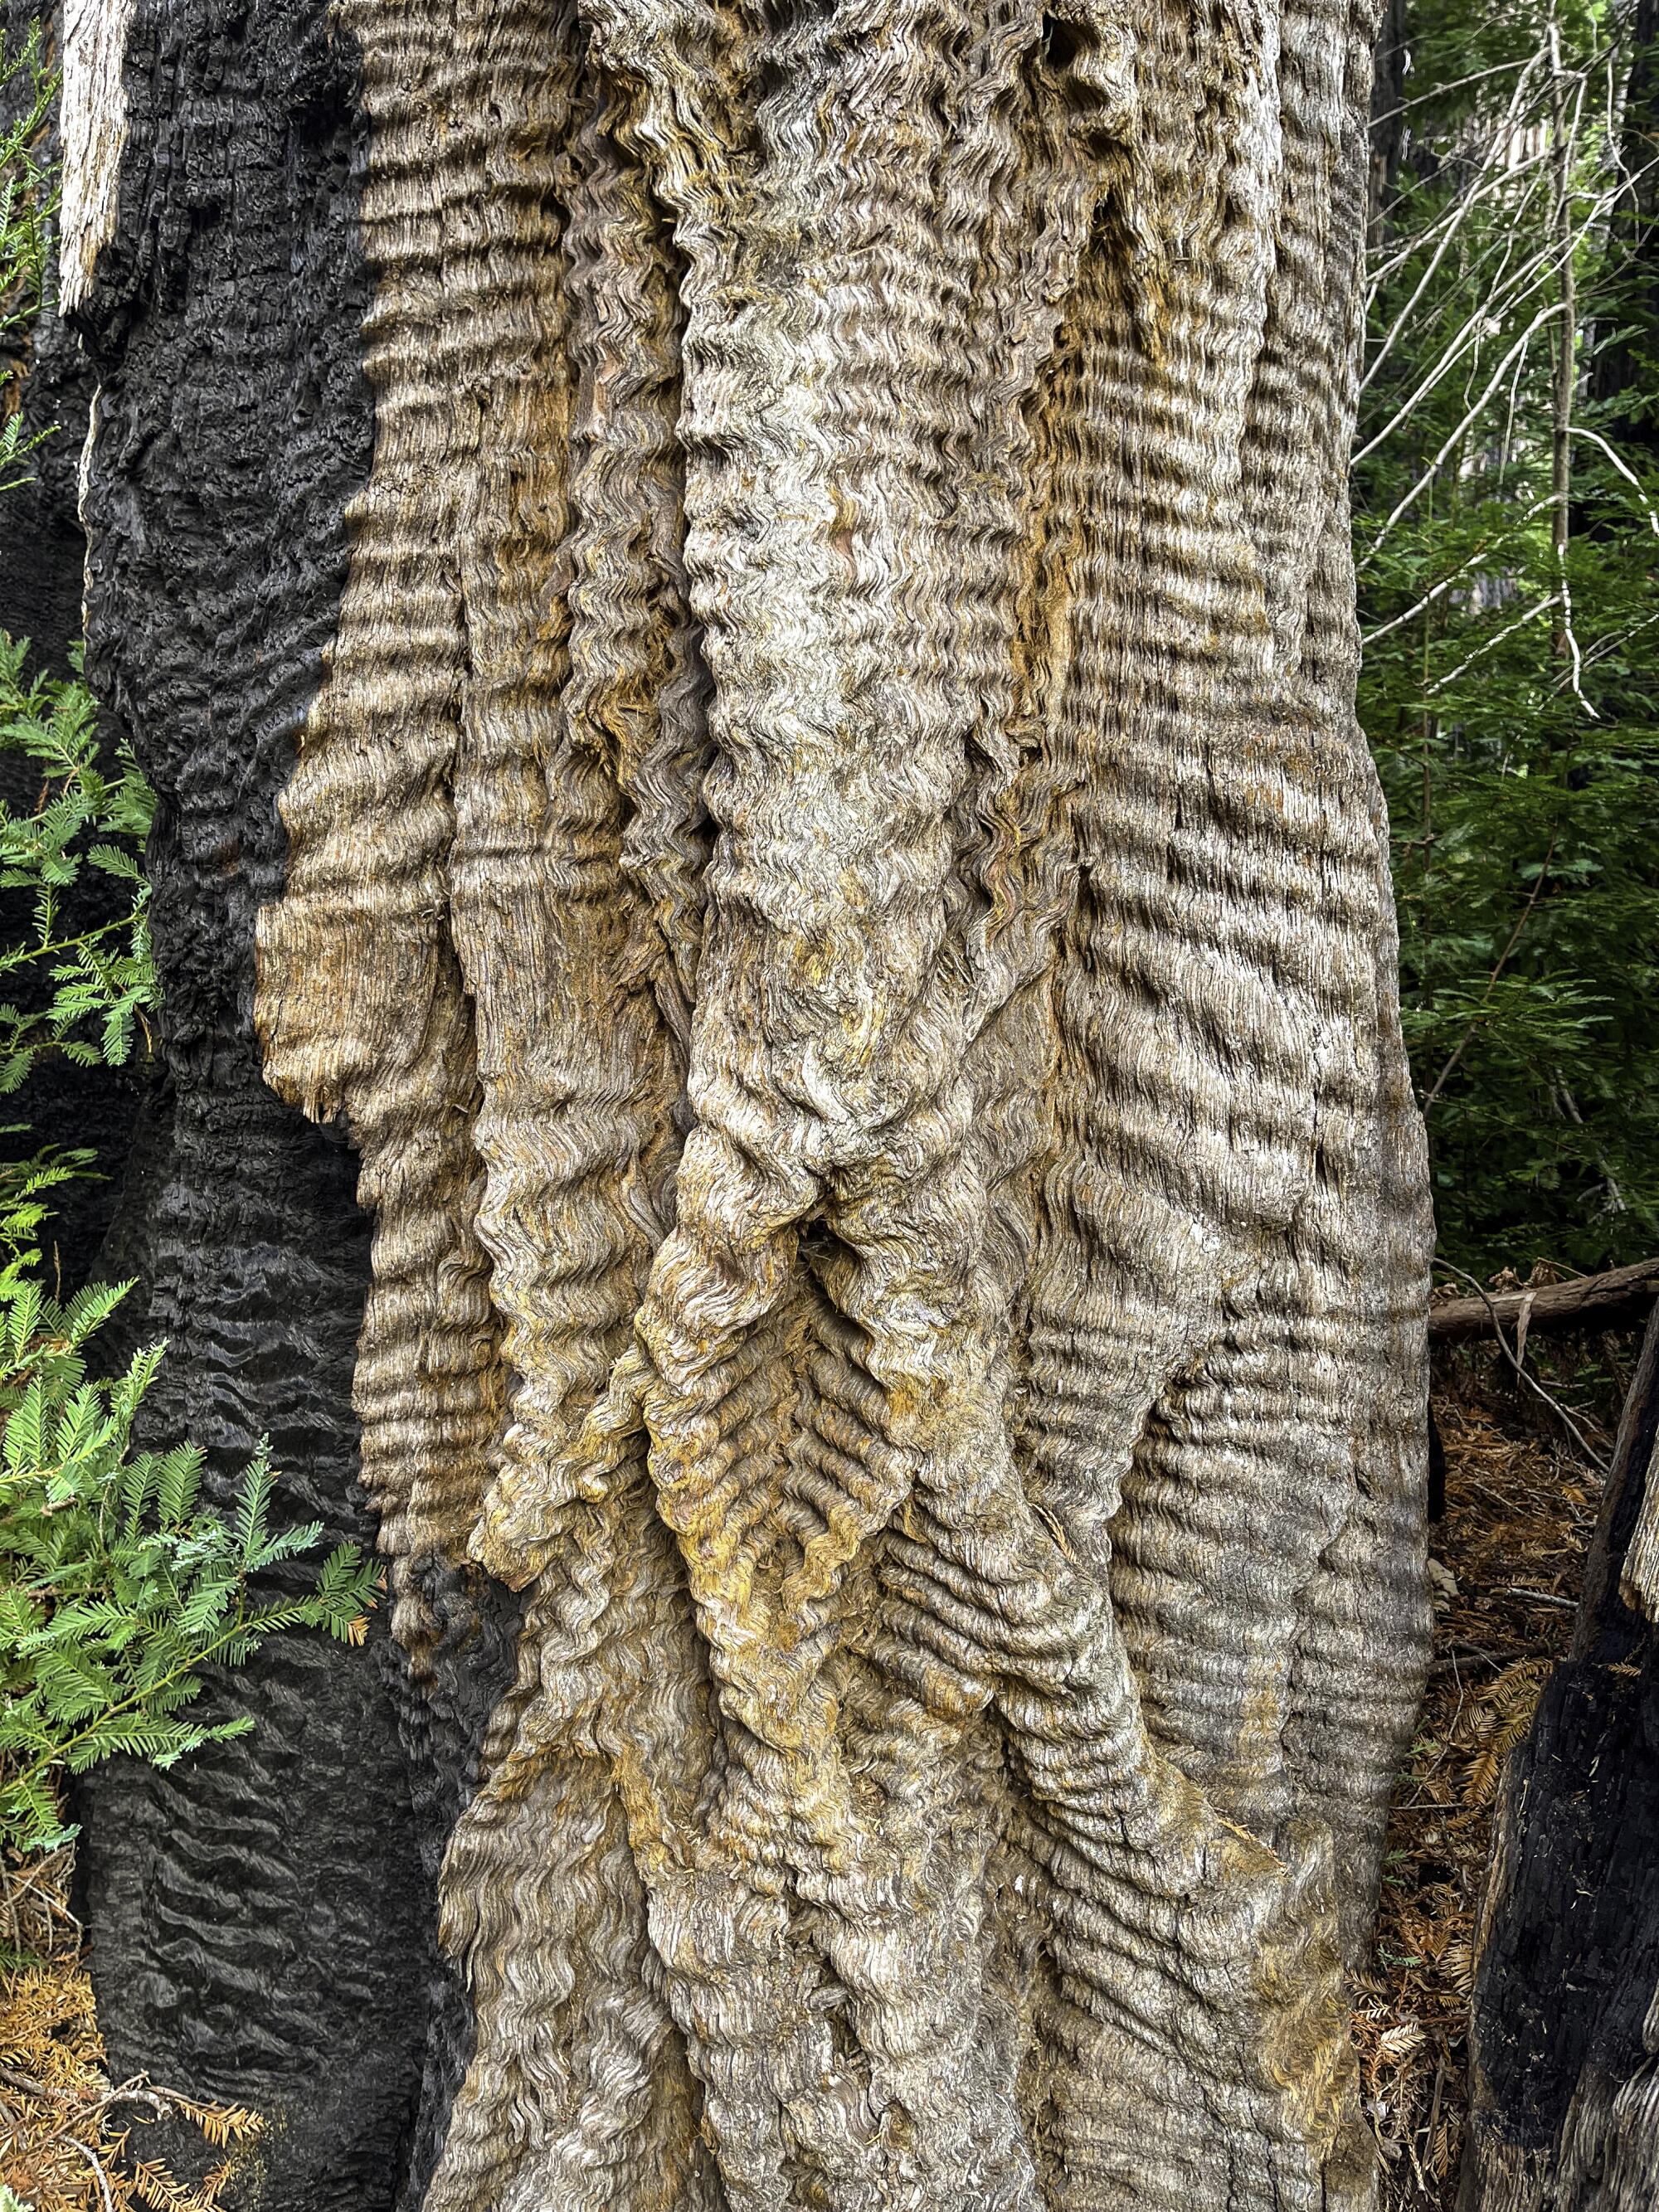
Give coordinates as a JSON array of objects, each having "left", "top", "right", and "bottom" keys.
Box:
[
  {"left": 57, "top": 7, "right": 516, "bottom": 2206},
  {"left": 59, "top": 1, "right": 1432, "bottom": 2208}
]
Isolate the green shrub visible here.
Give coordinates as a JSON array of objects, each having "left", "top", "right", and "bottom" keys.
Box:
[
  {"left": 0, "top": 637, "right": 157, "bottom": 1090},
  {"left": 0, "top": 27, "right": 378, "bottom": 1857},
  {"left": 0, "top": 22, "right": 56, "bottom": 505},
  {"left": 1358, "top": 2, "right": 1659, "bottom": 1271},
  {"left": 0, "top": 1255, "right": 378, "bottom": 1853}
]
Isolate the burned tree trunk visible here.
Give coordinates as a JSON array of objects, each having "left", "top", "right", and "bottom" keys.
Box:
[
  {"left": 61, "top": 0, "right": 1431, "bottom": 2206},
  {"left": 1461, "top": 1307, "right": 1659, "bottom": 2212}
]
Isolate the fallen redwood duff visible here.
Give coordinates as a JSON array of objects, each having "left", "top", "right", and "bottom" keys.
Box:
[{"left": 1429, "top": 1257, "right": 1659, "bottom": 1344}]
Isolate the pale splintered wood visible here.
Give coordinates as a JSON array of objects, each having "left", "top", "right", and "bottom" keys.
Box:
[
  {"left": 58, "top": 0, "right": 138, "bottom": 316},
  {"left": 1623, "top": 1474, "right": 1659, "bottom": 1621}
]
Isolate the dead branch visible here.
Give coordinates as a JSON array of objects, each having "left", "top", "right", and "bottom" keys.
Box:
[{"left": 1429, "top": 1256, "right": 1659, "bottom": 1341}]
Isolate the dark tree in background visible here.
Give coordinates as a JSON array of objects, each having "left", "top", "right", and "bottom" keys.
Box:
[{"left": 1462, "top": 1305, "right": 1659, "bottom": 2212}]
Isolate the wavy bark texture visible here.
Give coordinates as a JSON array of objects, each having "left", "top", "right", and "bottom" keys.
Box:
[
  {"left": 57, "top": 6, "right": 518, "bottom": 2205},
  {"left": 250, "top": 0, "right": 1429, "bottom": 2205}
]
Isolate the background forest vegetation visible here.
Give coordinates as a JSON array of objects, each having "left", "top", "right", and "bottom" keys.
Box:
[{"left": 1360, "top": 0, "right": 1659, "bottom": 1273}]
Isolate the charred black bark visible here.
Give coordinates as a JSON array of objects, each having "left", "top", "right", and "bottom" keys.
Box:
[
  {"left": 1461, "top": 1305, "right": 1659, "bottom": 2210},
  {"left": 53, "top": 6, "right": 514, "bottom": 2205}
]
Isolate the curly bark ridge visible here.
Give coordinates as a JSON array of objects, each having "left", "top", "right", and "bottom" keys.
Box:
[{"left": 255, "top": 0, "right": 1431, "bottom": 2205}]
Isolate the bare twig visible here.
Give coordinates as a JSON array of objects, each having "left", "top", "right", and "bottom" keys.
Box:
[
  {"left": 1369, "top": 56, "right": 1534, "bottom": 130},
  {"left": 1423, "top": 2051, "right": 1449, "bottom": 2172},
  {"left": 1360, "top": 498, "right": 1559, "bottom": 649},
  {"left": 1545, "top": 21, "right": 1601, "bottom": 719},
  {"left": 1568, "top": 423, "right": 1659, "bottom": 531},
  {"left": 1424, "top": 591, "right": 1559, "bottom": 694},
  {"left": 56, "top": 2132, "right": 116, "bottom": 2212},
  {"left": 1359, "top": 304, "right": 1569, "bottom": 563}
]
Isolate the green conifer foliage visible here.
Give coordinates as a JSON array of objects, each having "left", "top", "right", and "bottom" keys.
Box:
[
  {"left": 1360, "top": 0, "right": 1659, "bottom": 1269},
  {"left": 0, "top": 1263, "right": 377, "bottom": 1854}
]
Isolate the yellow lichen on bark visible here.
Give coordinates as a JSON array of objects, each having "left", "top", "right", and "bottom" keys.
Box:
[{"left": 255, "top": 0, "right": 1432, "bottom": 2205}]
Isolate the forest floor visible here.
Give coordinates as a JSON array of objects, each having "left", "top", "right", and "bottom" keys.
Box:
[
  {"left": 0, "top": 1322, "right": 1632, "bottom": 2212},
  {"left": 1358, "top": 1316, "right": 1639, "bottom": 2210},
  {"left": 0, "top": 1835, "right": 260, "bottom": 2210}
]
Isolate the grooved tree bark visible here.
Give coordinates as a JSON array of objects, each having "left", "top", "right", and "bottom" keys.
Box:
[{"left": 51, "top": 0, "right": 1433, "bottom": 2205}]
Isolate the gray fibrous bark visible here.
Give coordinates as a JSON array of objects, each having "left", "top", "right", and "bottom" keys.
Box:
[{"left": 67, "top": 0, "right": 1433, "bottom": 2205}]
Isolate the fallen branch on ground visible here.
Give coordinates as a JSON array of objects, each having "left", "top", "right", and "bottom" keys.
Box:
[{"left": 1429, "top": 1256, "right": 1659, "bottom": 1342}]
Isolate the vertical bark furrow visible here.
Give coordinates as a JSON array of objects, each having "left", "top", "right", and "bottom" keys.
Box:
[
  {"left": 1274, "top": 22, "right": 1433, "bottom": 1936},
  {"left": 1237, "top": 0, "right": 1350, "bottom": 670},
  {"left": 255, "top": 12, "right": 506, "bottom": 1665},
  {"left": 1003, "top": 4, "right": 1427, "bottom": 2183},
  {"left": 564, "top": 74, "right": 710, "bottom": 1053},
  {"left": 546, "top": 15, "right": 1034, "bottom": 2196},
  {"left": 426, "top": 22, "right": 693, "bottom": 2205},
  {"left": 428, "top": 1493, "right": 722, "bottom": 2212}
]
